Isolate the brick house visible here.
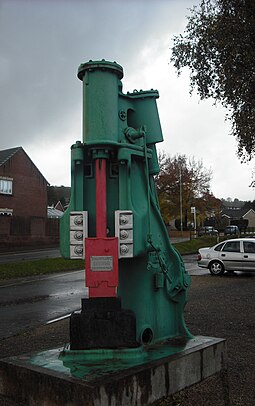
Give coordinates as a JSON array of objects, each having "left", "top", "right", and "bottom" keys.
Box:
[
  {"left": 0, "top": 147, "right": 60, "bottom": 248},
  {"left": 222, "top": 208, "right": 255, "bottom": 228},
  {"left": 0, "top": 147, "right": 48, "bottom": 217}
]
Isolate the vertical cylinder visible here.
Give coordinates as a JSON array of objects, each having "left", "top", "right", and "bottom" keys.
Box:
[{"left": 77, "top": 60, "right": 123, "bottom": 144}]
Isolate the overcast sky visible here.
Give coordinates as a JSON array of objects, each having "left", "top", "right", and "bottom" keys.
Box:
[{"left": 1, "top": 0, "right": 254, "bottom": 201}]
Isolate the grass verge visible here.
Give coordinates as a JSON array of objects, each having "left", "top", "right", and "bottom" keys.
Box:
[
  {"left": 0, "top": 258, "right": 84, "bottom": 281},
  {"left": 0, "top": 236, "right": 223, "bottom": 280},
  {"left": 173, "top": 236, "right": 220, "bottom": 255}
]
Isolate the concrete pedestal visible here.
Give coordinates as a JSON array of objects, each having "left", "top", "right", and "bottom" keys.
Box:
[{"left": 0, "top": 336, "right": 227, "bottom": 406}]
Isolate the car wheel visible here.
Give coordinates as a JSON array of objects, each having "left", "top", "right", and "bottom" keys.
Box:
[{"left": 209, "top": 260, "right": 225, "bottom": 276}]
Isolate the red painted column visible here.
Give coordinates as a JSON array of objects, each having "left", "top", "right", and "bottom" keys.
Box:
[
  {"left": 95, "top": 158, "right": 107, "bottom": 238},
  {"left": 85, "top": 157, "right": 118, "bottom": 297}
]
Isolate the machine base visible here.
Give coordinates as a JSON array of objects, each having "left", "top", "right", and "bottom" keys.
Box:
[
  {"left": 70, "top": 297, "right": 138, "bottom": 349},
  {"left": 0, "top": 336, "right": 227, "bottom": 405}
]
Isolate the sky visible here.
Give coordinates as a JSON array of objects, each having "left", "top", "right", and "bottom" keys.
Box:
[{"left": 0, "top": 0, "right": 254, "bottom": 202}]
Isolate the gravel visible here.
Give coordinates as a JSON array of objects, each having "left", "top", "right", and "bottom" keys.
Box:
[{"left": 185, "top": 273, "right": 255, "bottom": 406}]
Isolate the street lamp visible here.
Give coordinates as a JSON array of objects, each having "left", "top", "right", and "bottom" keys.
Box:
[{"left": 179, "top": 164, "right": 183, "bottom": 235}]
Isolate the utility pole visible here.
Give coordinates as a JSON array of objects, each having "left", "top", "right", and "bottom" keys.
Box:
[{"left": 179, "top": 163, "right": 183, "bottom": 235}]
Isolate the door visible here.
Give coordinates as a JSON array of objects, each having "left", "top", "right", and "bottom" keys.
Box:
[
  {"left": 242, "top": 241, "right": 255, "bottom": 271},
  {"left": 220, "top": 241, "right": 242, "bottom": 271}
]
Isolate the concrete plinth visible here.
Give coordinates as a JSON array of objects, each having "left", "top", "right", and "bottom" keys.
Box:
[{"left": 0, "top": 336, "right": 227, "bottom": 406}]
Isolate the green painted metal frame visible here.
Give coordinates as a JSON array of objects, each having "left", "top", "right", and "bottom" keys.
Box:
[{"left": 60, "top": 59, "right": 192, "bottom": 345}]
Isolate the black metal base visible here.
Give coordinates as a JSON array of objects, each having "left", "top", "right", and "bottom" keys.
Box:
[{"left": 70, "top": 297, "right": 138, "bottom": 350}]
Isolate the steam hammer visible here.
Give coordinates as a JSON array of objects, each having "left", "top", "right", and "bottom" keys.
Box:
[{"left": 60, "top": 59, "right": 192, "bottom": 350}]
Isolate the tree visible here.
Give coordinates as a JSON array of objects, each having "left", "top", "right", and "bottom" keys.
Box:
[
  {"left": 196, "top": 190, "right": 222, "bottom": 227},
  {"left": 243, "top": 199, "right": 255, "bottom": 211},
  {"left": 155, "top": 152, "right": 214, "bottom": 226},
  {"left": 170, "top": 0, "right": 255, "bottom": 170},
  {"left": 47, "top": 185, "right": 70, "bottom": 207}
]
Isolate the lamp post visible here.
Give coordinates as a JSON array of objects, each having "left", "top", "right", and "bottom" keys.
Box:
[{"left": 179, "top": 164, "right": 183, "bottom": 235}]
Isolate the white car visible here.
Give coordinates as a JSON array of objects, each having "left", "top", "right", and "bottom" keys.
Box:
[{"left": 197, "top": 238, "right": 255, "bottom": 275}]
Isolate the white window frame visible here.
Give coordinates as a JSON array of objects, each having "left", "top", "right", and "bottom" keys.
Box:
[
  {"left": 0, "top": 177, "right": 13, "bottom": 195},
  {"left": 0, "top": 208, "right": 13, "bottom": 216}
]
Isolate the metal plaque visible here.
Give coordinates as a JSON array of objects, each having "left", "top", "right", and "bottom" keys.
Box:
[{"left": 90, "top": 256, "right": 113, "bottom": 271}]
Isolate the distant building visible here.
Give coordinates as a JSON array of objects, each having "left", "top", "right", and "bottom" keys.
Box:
[
  {"left": 54, "top": 200, "right": 64, "bottom": 212},
  {"left": 47, "top": 206, "right": 64, "bottom": 218},
  {"left": 222, "top": 208, "right": 255, "bottom": 228},
  {"left": 0, "top": 146, "right": 48, "bottom": 217}
]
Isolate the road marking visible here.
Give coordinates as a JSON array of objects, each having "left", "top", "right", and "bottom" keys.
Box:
[
  {"left": 46, "top": 313, "right": 71, "bottom": 324},
  {"left": 46, "top": 311, "right": 81, "bottom": 325}
]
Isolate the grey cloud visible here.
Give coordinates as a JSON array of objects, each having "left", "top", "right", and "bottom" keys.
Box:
[{"left": 0, "top": 0, "right": 190, "bottom": 149}]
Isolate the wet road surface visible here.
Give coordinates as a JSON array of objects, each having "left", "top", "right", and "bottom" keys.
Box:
[
  {"left": 0, "top": 270, "right": 87, "bottom": 339},
  {"left": 0, "top": 255, "right": 206, "bottom": 339},
  {"left": 183, "top": 254, "right": 209, "bottom": 275},
  {"left": 0, "top": 248, "right": 60, "bottom": 264}
]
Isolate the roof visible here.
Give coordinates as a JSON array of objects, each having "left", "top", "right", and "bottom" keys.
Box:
[
  {"left": 0, "top": 146, "right": 49, "bottom": 184},
  {"left": 222, "top": 208, "right": 255, "bottom": 219},
  {"left": 54, "top": 200, "right": 64, "bottom": 212},
  {"left": 47, "top": 206, "right": 64, "bottom": 218},
  {"left": 0, "top": 147, "right": 22, "bottom": 167}
]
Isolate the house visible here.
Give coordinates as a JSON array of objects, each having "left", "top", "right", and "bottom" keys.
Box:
[
  {"left": 222, "top": 208, "right": 255, "bottom": 228},
  {"left": 0, "top": 146, "right": 48, "bottom": 217},
  {"left": 54, "top": 200, "right": 64, "bottom": 212},
  {"left": 47, "top": 206, "right": 64, "bottom": 218}
]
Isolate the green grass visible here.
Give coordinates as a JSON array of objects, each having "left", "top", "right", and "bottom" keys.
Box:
[
  {"left": 0, "top": 236, "right": 224, "bottom": 280},
  {"left": 173, "top": 236, "right": 221, "bottom": 255},
  {"left": 0, "top": 258, "right": 84, "bottom": 280}
]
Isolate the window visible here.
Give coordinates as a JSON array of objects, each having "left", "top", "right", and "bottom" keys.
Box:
[
  {"left": 0, "top": 208, "right": 13, "bottom": 216},
  {"left": 0, "top": 178, "right": 13, "bottom": 195},
  {"left": 222, "top": 241, "right": 240, "bottom": 253},
  {"left": 243, "top": 241, "right": 255, "bottom": 254},
  {"left": 214, "top": 242, "right": 225, "bottom": 251}
]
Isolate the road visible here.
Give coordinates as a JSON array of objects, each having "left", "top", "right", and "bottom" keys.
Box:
[
  {"left": 0, "top": 270, "right": 87, "bottom": 339},
  {"left": 0, "top": 255, "right": 205, "bottom": 339},
  {"left": 183, "top": 254, "right": 208, "bottom": 275},
  {"left": 0, "top": 247, "right": 61, "bottom": 264}
]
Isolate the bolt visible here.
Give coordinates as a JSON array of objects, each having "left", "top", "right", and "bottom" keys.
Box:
[
  {"left": 74, "top": 246, "right": 83, "bottom": 255},
  {"left": 120, "top": 215, "right": 128, "bottom": 225},
  {"left": 74, "top": 231, "right": 83, "bottom": 240},
  {"left": 74, "top": 215, "right": 83, "bottom": 226},
  {"left": 120, "top": 244, "right": 129, "bottom": 254},
  {"left": 119, "top": 110, "right": 127, "bottom": 121},
  {"left": 120, "top": 230, "right": 129, "bottom": 239}
]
